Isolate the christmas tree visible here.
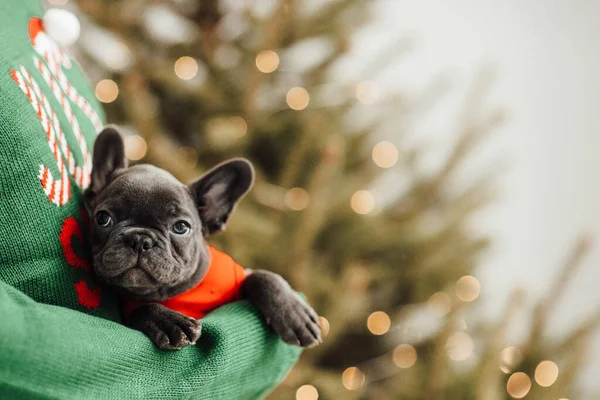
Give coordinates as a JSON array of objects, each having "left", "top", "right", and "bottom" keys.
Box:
[{"left": 68, "top": 0, "right": 599, "bottom": 398}]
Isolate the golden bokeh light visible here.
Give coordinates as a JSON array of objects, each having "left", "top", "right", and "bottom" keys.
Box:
[
  {"left": 534, "top": 360, "right": 559, "bottom": 387},
  {"left": 296, "top": 384, "right": 319, "bottom": 400},
  {"left": 356, "top": 81, "right": 380, "bottom": 104},
  {"left": 342, "top": 367, "right": 365, "bottom": 390},
  {"left": 255, "top": 50, "right": 280, "bottom": 73},
  {"left": 284, "top": 187, "right": 310, "bottom": 211},
  {"left": 95, "top": 79, "right": 119, "bottom": 103},
  {"left": 455, "top": 275, "right": 481, "bottom": 302},
  {"left": 351, "top": 190, "right": 375, "bottom": 214},
  {"left": 428, "top": 292, "right": 452, "bottom": 317},
  {"left": 205, "top": 116, "right": 248, "bottom": 147},
  {"left": 500, "top": 346, "right": 523, "bottom": 374},
  {"left": 229, "top": 116, "right": 248, "bottom": 138},
  {"left": 372, "top": 141, "right": 398, "bottom": 168},
  {"left": 392, "top": 344, "right": 417, "bottom": 368},
  {"left": 319, "top": 316, "right": 330, "bottom": 337},
  {"left": 286, "top": 87, "right": 310, "bottom": 110},
  {"left": 124, "top": 135, "right": 148, "bottom": 161},
  {"left": 174, "top": 56, "right": 198, "bottom": 80},
  {"left": 446, "top": 331, "right": 474, "bottom": 361},
  {"left": 367, "top": 311, "right": 391, "bottom": 335},
  {"left": 506, "top": 372, "right": 531, "bottom": 399}
]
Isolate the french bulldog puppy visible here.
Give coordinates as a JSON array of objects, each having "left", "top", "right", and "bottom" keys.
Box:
[{"left": 84, "top": 126, "right": 321, "bottom": 350}]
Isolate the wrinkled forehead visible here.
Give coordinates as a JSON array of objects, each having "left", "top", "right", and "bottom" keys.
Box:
[{"left": 98, "top": 165, "right": 196, "bottom": 219}]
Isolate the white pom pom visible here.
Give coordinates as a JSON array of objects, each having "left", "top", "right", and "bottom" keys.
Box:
[{"left": 43, "top": 9, "right": 81, "bottom": 47}]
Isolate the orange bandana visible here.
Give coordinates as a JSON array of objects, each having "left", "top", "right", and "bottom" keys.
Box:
[{"left": 124, "top": 246, "right": 246, "bottom": 320}]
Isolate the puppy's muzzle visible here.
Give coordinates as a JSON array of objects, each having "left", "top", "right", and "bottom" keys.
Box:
[{"left": 124, "top": 230, "right": 156, "bottom": 253}]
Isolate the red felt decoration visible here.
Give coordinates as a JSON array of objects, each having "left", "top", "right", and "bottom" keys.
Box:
[
  {"left": 59, "top": 216, "right": 90, "bottom": 272},
  {"left": 74, "top": 280, "right": 102, "bottom": 310}
]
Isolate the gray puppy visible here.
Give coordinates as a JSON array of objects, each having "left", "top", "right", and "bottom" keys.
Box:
[{"left": 84, "top": 126, "right": 321, "bottom": 350}]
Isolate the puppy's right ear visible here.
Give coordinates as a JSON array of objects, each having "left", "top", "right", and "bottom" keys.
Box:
[{"left": 84, "top": 126, "right": 128, "bottom": 203}]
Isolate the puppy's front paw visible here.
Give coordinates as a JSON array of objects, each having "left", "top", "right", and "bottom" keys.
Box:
[
  {"left": 130, "top": 304, "right": 202, "bottom": 350},
  {"left": 268, "top": 296, "right": 322, "bottom": 348},
  {"left": 149, "top": 313, "right": 202, "bottom": 350}
]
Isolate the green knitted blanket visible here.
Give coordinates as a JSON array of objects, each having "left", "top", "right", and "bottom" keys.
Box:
[{"left": 0, "top": 1, "right": 300, "bottom": 398}]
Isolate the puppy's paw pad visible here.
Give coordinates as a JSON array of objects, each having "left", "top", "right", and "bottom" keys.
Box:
[
  {"left": 276, "top": 328, "right": 300, "bottom": 347},
  {"left": 131, "top": 305, "right": 202, "bottom": 350},
  {"left": 293, "top": 324, "right": 321, "bottom": 348},
  {"left": 184, "top": 316, "right": 201, "bottom": 326},
  {"left": 157, "top": 314, "right": 202, "bottom": 349},
  {"left": 271, "top": 300, "right": 322, "bottom": 348},
  {"left": 176, "top": 318, "right": 202, "bottom": 343},
  {"left": 154, "top": 332, "right": 171, "bottom": 349},
  {"left": 168, "top": 331, "right": 191, "bottom": 349}
]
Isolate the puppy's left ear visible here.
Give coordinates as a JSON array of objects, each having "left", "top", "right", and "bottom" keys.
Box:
[
  {"left": 189, "top": 158, "right": 254, "bottom": 236},
  {"left": 84, "top": 126, "right": 128, "bottom": 204}
]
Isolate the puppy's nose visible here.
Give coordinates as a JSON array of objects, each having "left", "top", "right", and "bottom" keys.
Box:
[{"left": 125, "top": 233, "right": 155, "bottom": 252}]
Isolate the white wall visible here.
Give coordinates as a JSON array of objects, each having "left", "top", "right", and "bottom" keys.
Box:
[{"left": 355, "top": 0, "right": 600, "bottom": 394}]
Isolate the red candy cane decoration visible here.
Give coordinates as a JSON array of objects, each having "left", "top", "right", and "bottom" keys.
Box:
[
  {"left": 35, "top": 57, "right": 90, "bottom": 188},
  {"left": 29, "top": 17, "right": 99, "bottom": 189},
  {"left": 42, "top": 51, "right": 103, "bottom": 133},
  {"left": 10, "top": 16, "right": 104, "bottom": 205},
  {"left": 10, "top": 68, "right": 71, "bottom": 206},
  {"left": 20, "top": 64, "right": 89, "bottom": 189}
]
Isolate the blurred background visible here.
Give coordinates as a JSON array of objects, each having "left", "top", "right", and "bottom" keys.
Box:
[{"left": 49, "top": 0, "right": 600, "bottom": 398}]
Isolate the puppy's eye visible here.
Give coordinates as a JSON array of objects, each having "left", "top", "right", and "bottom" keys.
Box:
[
  {"left": 96, "top": 211, "right": 113, "bottom": 227},
  {"left": 172, "top": 221, "right": 191, "bottom": 235}
]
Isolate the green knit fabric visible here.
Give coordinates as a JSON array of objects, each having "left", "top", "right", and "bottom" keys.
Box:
[{"left": 0, "top": 1, "right": 300, "bottom": 398}]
